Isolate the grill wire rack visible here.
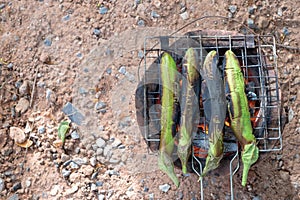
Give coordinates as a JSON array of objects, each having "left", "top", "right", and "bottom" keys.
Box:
[{"left": 140, "top": 33, "right": 282, "bottom": 200}]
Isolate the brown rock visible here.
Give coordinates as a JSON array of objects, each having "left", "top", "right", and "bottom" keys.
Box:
[
  {"left": 0, "top": 129, "right": 7, "bottom": 148},
  {"left": 15, "top": 98, "right": 30, "bottom": 114},
  {"left": 18, "top": 81, "right": 30, "bottom": 96},
  {"left": 9, "top": 127, "right": 26, "bottom": 144}
]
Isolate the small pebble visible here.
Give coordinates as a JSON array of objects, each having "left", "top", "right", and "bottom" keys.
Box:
[
  {"left": 93, "top": 28, "right": 101, "bottom": 36},
  {"left": 248, "top": 6, "right": 255, "bottom": 14},
  {"left": 91, "top": 172, "right": 98, "bottom": 180},
  {"left": 247, "top": 18, "right": 255, "bottom": 28},
  {"left": 38, "top": 126, "right": 45, "bottom": 134},
  {"left": 91, "top": 183, "right": 97, "bottom": 191},
  {"left": 143, "top": 186, "right": 149, "bottom": 192},
  {"left": 106, "top": 68, "right": 112, "bottom": 74},
  {"left": 282, "top": 27, "right": 289, "bottom": 36},
  {"left": 8, "top": 194, "right": 19, "bottom": 200},
  {"left": 96, "top": 181, "right": 103, "bottom": 187},
  {"left": 118, "top": 66, "right": 126, "bottom": 75},
  {"left": 63, "top": 14, "right": 70, "bottom": 21},
  {"left": 229, "top": 5, "right": 237, "bottom": 13},
  {"left": 0, "top": 3, "right": 5, "bottom": 10},
  {"left": 7, "top": 63, "right": 13, "bottom": 69},
  {"left": 98, "top": 194, "right": 105, "bottom": 200},
  {"left": 277, "top": 7, "right": 283, "bottom": 17},
  {"left": 288, "top": 108, "right": 294, "bottom": 122},
  {"left": 62, "top": 169, "right": 71, "bottom": 178},
  {"left": 25, "top": 180, "right": 31, "bottom": 188},
  {"left": 50, "top": 185, "right": 60, "bottom": 196},
  {"left": 99, "top": 6, "right": 108, "bottom": 14},
  {"left": 70, "top": 162, "right": 80, "bottom": 169},
  {"left": 149, "top": 193, "right": 154, "bottom": 200},
  {"left": 15, "top": 98, "right": 30, "bottom": 114},
  {"left": 179, "top": 11, "right": 189, "bottom": 20},
  {"left": 72, "top": 157, "right": 88, "bottom": 165},
  {"left": 151, "top": 10, "right": 160, "bottom": 18},
  {"left": 79, "top": 87, "right": 87, "bottom": 94},
  {"left": 0, "top": 178, "right": 5, "bottom": 192},
  {"left": 62, "top": 102, "right": 85, "bottom": 125},
  {"left": 71, "top": 131, "right": 80, "bottom": 139},
  {"left": 44, "top": 38, "right": 52, "bottom": 46},
  {"left": 96, "top": 138, "right": 106, "bottom": 148},
  {"left": 137, "top": 19, "right": 145, "bottom": 26},
  {"left": 90, "top": 157, "right": 97, "bottom": 166},
  {"left": 76, "top": 52, "right": 83, "bottom": 58},
  {"left": 159, "top": 184, "right": 170, "bottom": 193},
  {"left": 253, "top": 196, "right": 261, "bottom": 200},
  {"left": 12, "top": 182, "right": 22, "bottom": 191},
  {"left": 95, "top": 101, "right": 107, "bottom": 111}
]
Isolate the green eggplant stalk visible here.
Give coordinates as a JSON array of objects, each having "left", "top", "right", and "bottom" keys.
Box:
[
  {"left": 158, "top": 52, "right": 180, "bottom": 187},
  {"left": 178, "top": 48, "right": 201, "bottom": 174},
  {"left": 224, "top": 50, "right": 259, "bottom": 186},
  {"left": 200, "top": 50, "right": 227, "bottom": 176}
]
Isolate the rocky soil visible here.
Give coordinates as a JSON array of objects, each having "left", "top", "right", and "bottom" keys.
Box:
[{"left": 0, "top": 0, "right": 299, "bottom": 200}]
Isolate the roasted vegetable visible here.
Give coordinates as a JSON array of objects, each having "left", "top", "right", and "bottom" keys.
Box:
[
  {"left": 178, "top": 48, "right": 201, "bottom": 174},
  {"left": 158, "top": 52, "right": 180, "bottom": 187},
  {"left": 200, "top": 50, "right": 227, "bottom": 176},
  {"left": 224, "top": 50, "right": 259, "bottom": 186}
]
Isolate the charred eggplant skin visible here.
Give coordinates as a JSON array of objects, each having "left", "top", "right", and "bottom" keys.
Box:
[
  {"left": 224, "top": 50, "right": 259, "bottom": 186},
  {"left": 158, "top": 52, "right": 180, "bottom": 187},
  {"left": 200, "top": 50, "right": 226, "bottom": 176},
  {"left": 178, "top": 48, "right": 201, "bottom": 174}
]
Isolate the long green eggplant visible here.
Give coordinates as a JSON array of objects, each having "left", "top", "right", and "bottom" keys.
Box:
[
  {"left": 158, "top": 52, "right": 180, "bottom": 187},
  {"left": 200, "top": 50, "right": 227, "bottom": 176},
  {"left": 224, "top": 50, "right": 259, "bottom": 186},
  {"left": 178, "top": 48, "right": 201, "bottom": 174}
]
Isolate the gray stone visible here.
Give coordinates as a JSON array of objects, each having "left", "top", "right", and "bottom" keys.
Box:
[
  {"left": 25, "top": 180, "right": 31, "bottom": 188},
  {"left": 252, "top": 196, "right": 261, "bottom": 200},
  {"left": 288, "top": 108, "right": 294, "bottom": 122},
  {"left": 91, "top": 183, "right": 97, "bottom": 191},
  {"left": 8, "top": 194, "right": 19, "bottom": 200},
  {"left": 70, "top": 162, "right": 80, "bottom": 169},
  {"left": 159, "top": 184, "right": 170, "bottom": 193},
  {"left": 179, "top": 11, "right": 189, "bottom": 20},
  {"left": 248, "top": 6, "right": 255, "bottom": 14},
  {"left": 90, "top": 157, "right": 97, "bottom": 167},
  {"left": 62, "top": 168, "right": 71, "bottom": 178},
  {"left": 62, "top": 102, "right": 85, "bottom": 125},
  {"left": 72, "top": 157, "right": 88, "bottom": 165},
  {"left": 99, "top": 6, "right": 108, "bottom": 14},
  {"left": 71, "top": 131, "right": 80, "bottom": 139},
  {"left": 96, "top": 148, "right": 103, "bottom": 156},
  {"left": 149, "top": 193, "right": 154, "bottom": 200},
  {"left": 118, "top": 66, "right": 126, "bottom": 75},
  {"left": 0, "top": 4, "right": 6, "bottom": 10},
  {"left": 91, "top": 172, "right": 98, "bottom": 180},
  {"left": 96, "top": 138, "right": 106, "bottom": 148},
  {"left": 12, "top": 182, "right": 22, "bottom": 191},
  {"left": 96, "top": 181, "right": 103, "bottom": 187},
  {"left": 50, "top": 185, "right": 60, "bottom": 196},
  {"left": 277, "top": 7, "right": 283, "bottom": 17},
  {"left": 61, "top": 153, "right": 70, "bottom": 162},
  {"left": 0, "top": 178, "right": 5, "bottom": 192},
  {"left": 151, "top": 10, "right": 160, "bottom": 18},
  {"left": 95, "top": 101, "right": 107, "bottom": 111},
  {"left": 103, "top": 146, "right": 112, "bottom": 158},
  {"left": 38, "top": 126, "right": 45, "bottom": 134},
  {"left": 247, "top": 18, "right": 255, "bottom": 28},
  {"left": 137, "top": 19, "right": 145, "bottom": 27},
  {"left": 98, "top": 194, "right": 105, "bottom": 200},
  {"left": 105, "top": 170, "right": 119, "bottom": 176},
  {"left": 229, "top": 5, "right": 237, "bottom": 13}
]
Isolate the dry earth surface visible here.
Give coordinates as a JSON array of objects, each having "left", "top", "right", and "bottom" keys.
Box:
[{"left": 0, "top": 0, "right": 299, "bottom": 200}]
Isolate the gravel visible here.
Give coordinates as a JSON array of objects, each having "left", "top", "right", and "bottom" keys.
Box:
[
  {"left": 0, "top": 178, "right": 5, "bottom": 192},
  {"left": 96, "top": 138, "right": 106, "bottom": 148},
  {"left": 62, "top": 102, "right": 85, "bottom": 125},
  {"left": 159, "top": 184, "right": 171, "bottom": 193}
]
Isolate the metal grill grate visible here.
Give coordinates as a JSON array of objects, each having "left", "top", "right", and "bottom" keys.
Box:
[{"left": 140, "top": 33, "right": 282, "bottom": 200}]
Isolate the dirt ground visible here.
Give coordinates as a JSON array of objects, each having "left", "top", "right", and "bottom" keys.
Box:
[{"left": 0, "top": 0, "right": 299, "bottom": 200}]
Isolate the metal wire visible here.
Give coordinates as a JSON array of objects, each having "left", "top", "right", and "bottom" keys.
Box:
[{"left": 142, "top": 34, "right": 281, "bottom": 200}]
